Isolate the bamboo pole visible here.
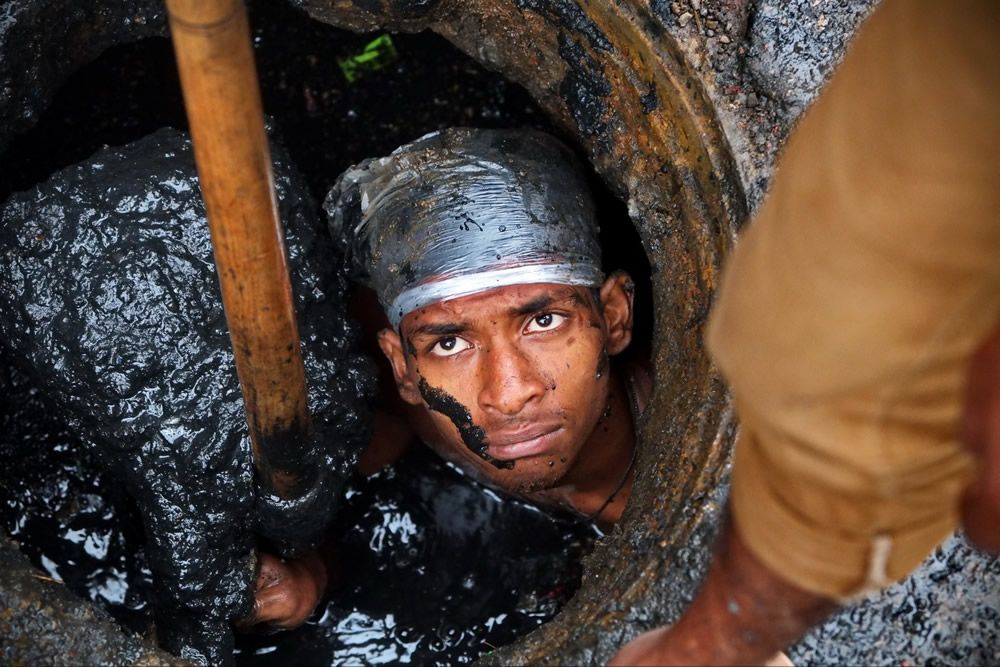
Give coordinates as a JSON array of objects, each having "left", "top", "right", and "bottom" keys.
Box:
[{"left": 166, "top": 0, "right": 314, "bottom": 500}]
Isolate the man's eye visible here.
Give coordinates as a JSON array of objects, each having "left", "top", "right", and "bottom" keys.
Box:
[
  {"left": 525, "top": 313, "right": 566, "bottom": 333},
  {"left": 430, "top": 336, "right": 472, "bottom": 357}
]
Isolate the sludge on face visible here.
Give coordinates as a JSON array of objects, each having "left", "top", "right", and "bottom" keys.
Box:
[
  {"left": 595, "top": 345, "right": 609, "bottom": 380},
  {"left": 416, "top": 376, "right": 515, "bottom": 470}
]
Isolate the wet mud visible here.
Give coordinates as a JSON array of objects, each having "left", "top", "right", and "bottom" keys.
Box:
[
  {"left": 557, "top": 33, "right": 614, "bottom": 155},
  {"left": 235, "top": 446, "right": 596, "bottom": 665},
  {"left": 0, "top": 127, "right": 374, "bottom": 662},
  {"left": 595, "top": 346, "right": 609, "bottom": 380},
  {"left": 0, "top": 0, "right": 562, "bottom": 207}
]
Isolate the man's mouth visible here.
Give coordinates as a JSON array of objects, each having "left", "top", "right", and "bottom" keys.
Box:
[{"left": 486, "top": 424, "right": 563, "bottom": 460}]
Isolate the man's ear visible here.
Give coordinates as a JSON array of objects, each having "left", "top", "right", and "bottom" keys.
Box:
[
  {"left": 600, "top": 271, "right": 635, "bottom": 356},
  {"left": 377, "top": 328, "right": 423, "bottom": 405}
]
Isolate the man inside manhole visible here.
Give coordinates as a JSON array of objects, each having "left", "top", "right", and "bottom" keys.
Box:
[{"left": 247, "top": 127, "right": 652, "bottom": 630}]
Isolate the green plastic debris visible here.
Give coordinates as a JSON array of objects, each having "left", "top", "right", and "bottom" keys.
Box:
[{"left": 338, "top": 34, "right": 399, "bottom": 84}]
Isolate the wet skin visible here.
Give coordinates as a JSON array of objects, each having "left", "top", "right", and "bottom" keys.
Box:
[{"left": 378, "top": 275, "right": 636, "bottom": 508}]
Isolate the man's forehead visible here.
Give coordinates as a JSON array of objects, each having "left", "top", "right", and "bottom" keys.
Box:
[
  {"left": 402, "top": 282, "right": 594, "bottom": 331},
  {"left": 328, "top": 128, "right": 603, "bottom": 329}
]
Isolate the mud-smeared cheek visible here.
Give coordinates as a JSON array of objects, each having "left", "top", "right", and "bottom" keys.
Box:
[{"left": 417, "top": 376, "right": 514, "bottom": 470}]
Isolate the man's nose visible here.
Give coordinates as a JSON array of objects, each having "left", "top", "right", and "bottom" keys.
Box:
[{"left": 478, "top": 342, "right": 546, "bottom": 416}]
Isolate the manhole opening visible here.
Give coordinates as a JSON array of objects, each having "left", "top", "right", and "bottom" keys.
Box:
[{"left": 0, "top": 1, "right": 655, "bottom": 663}]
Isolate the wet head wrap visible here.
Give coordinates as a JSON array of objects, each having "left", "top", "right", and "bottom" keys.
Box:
[{"left": 324, "top": 127, "right": 603, "bottom": 328}]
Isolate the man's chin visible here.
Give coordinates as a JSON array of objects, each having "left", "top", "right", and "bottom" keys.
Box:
[{"left": 483, "top": 460, "right": 568, "bottom": 495}]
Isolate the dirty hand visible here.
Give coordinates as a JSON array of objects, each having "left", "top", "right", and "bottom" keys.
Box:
[{"left": 242, "top": 551, "right": 329, "bottom": 631}]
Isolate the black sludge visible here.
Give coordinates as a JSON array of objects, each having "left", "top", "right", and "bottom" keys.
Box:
[
  {"left": 417, "top": 377, "right": 514, "bottom": 470},
  {"left": 0, "top": 127, "right": 375, "bottom": 663},
  {"left": 234, "top": 446, "right": 597, "bottom": 665}
]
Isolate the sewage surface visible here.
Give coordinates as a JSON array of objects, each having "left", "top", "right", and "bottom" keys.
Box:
[
  {"left": 235, "top": 447, "right": 597, "bottom": 665},
  {"left": 0, "top": 359, "right": 595, "bottom": 664},
  {"left": 0, "top": 364, "right": 156, "bottom": 639}
]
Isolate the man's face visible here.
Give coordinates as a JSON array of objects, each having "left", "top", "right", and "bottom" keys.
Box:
[{"left": 378, "top": 276, "right": 633, "bottom": 494}]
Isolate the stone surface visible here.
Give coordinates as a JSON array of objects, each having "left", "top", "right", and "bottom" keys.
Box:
[
  {"left": 745, "top": 0, "right": 877, "bottom": 124},
  {"left": 793, "top": 534, "right": 1000, "bottom": 665},
  {"left": 0, "top": 530, "right": 179, "bottom": 665},
  {"left": 647, "top": 0, "right": 878, "bottom": 212}
]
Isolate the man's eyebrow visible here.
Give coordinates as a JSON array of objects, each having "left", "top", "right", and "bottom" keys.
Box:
[
  {"left": 408, "top": 321, "right": 467, "bottom": 338},
  {"left": 512, "top": 295, "right": 557, "bottom": 317},
  {"left": 511, "top": 289, "right": 587, "bottom": 317}
]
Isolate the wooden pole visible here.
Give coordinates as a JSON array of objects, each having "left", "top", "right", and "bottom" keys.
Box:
[{"left": 166, "top": 0, "right": 314, "bottom": 500}]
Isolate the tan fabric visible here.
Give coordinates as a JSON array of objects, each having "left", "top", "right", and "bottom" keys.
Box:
[{"left": 706, "top": 0, "right": 1000, "bottom": 599}]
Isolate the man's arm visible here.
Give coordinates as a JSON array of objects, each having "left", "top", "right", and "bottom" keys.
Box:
[
  {"left": 611, "top": 323, "right": 1000, "bottom": 665},
  {"left": 609, "top": 520, "right": 835, "bottom": 666},
  {"left": 959, "top": 324, "right": 1000, "bottom": 553},
  {"left": 244, "top": 286, "right": 428, "bottom": 629},
  {"left": 242, "top": 406, "right": 418, "bottom": 629}
]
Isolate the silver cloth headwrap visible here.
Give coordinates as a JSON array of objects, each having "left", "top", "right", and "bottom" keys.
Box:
[{"left": 324, "top": 127, "right": 603, "bottom": 328}]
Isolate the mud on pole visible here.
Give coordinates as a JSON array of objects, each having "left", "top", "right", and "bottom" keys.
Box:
[{"left": 165, "top": 0, "right": 315, "bottom": 501}]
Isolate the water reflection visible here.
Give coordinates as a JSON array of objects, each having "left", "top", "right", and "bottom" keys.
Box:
[
  {"left": 0, "top": 361, "right": 596, "bottom": 664},
  {"left": 0, "top": 363, "right": 155, "bottom": 637},
  {"left": 235, "top": 447, "right": 598, "bottom": 665}
]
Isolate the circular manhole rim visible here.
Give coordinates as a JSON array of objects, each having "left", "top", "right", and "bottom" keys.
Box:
[{"left": 0, "top": 1, "right": 748, "bottom": 663}]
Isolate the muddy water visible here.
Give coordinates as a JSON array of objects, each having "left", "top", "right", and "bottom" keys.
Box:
[
  {"left": 0, "top": 364, "right": 156, "bottom": 637},
  {"left": 235, "top": 447, "right": 597, "bottom": 665},
  {"left": 0, "top": 365, "right": 594, "bottom": 664}
]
